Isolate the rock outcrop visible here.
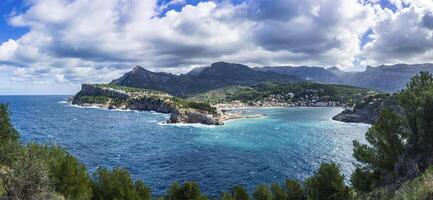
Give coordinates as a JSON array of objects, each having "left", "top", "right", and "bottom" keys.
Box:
[
  {"left": 332, "top": 94, "right": 401, "bottom": 124},
  {"left": 169, "top": 109, "right": 223, "bottom": 125},
  {"left": 72, "top": 84, "right": 223, "bottom": 125}
]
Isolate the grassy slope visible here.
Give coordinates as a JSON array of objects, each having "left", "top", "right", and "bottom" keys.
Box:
[
  {"left": 392, "top": 167, "right": 433, "bottom": 200},
  {"left": 357, "top": 167, "right": 433, "bottom": 200}
]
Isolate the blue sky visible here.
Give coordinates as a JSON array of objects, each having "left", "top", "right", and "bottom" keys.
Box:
[
  {"left": 0, "top": 0, "right": 432, "bottom": 94},
  {"left": 0, "top": 0, "right": 27, "bottom": 43}
]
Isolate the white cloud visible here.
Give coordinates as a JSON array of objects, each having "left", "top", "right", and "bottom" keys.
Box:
[
  {"left": 361, "top": 2, "right": 433, "bottom": 66},
  {"left": 0, "top": 39, "right": 18, "bottom": 61},
  {"left": 0, "top": 0, "right": 431, "bottom": 94}
]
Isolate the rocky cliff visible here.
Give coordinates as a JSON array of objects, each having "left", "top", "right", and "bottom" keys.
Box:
[
  {"left": 332, "top": 94, "right": 401, "bottom": 124},
  {"left": 72, "top": 84, "right": 223, "bottom": 125}
]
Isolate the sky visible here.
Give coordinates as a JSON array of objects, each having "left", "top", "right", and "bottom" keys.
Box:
[{"left": 0, "top": 0, "right": 433, "bottom": 95}]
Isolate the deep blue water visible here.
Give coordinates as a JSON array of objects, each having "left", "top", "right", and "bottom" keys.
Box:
[{"left": 0, "top": 96, "right": 369, "bottom": 196}]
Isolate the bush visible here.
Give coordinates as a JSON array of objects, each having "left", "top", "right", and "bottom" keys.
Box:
[
  {"left": 284, "top": 180, "right": 305, "bottom": 200},
  {"left": 91, "top": 167, "right": 151, "bottom": 200},
  {"left": 231, "top": 185, "right": 249, "bottom": 200},
  {"left": 0, "top": 104, "right": 21, "bottom": 166},
  {"left": 270, "top": 183, "right": 286, "bottom": 200},
  {"left": 220, "top": 192, "right": 235, "bottom": 200},
  {"left": 0, "top": 145, "right": 55, "bottom": 200},
  {"left": 0, "top": 104, "right": 19, "bottom": 142},
  {"left": 304, "top": 163, "right": 349, "bottom": 200},
  {"left": 351, "top": 110, "right": 406, "bottom": 193},
  {"left": 253, "top": 185, "right": 272, "bottom": 200},
  {"left": 353, "top": 110, "right": 405, "bottom": 173},
  {"left": 47, "top": 147, "right": 92, "bottom": 200},
  {"left": 350, "top": 168, "right": 377, "bottom": 193},
  {"left": 165, "top": 182, "right": 207, "bottom": 200}
]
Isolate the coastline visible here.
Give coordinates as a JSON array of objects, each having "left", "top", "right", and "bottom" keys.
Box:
[
  {"left": 64, "top": 100, "right": 267, "bottom": 125},
  {"left": 65, "top": 100, "right": 348, "bottom": 126}
]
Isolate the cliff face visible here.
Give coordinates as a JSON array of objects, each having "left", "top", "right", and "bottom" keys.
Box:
[
  {"left": 169, "top": 109, "right": 223, "bottom": 125},
  {"left": 72, "top": 84, "right": 222, "bottom": 125}
]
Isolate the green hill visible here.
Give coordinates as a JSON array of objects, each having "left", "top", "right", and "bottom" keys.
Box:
[{"left": 189, "top": 81, "right": 376, "bottom": 106}]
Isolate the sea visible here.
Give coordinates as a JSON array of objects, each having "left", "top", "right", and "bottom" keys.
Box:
[{"left": 0, "top": 95, "right": 370, "bottom": 196}]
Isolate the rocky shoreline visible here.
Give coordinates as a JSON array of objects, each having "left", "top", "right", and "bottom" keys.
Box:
[{"left": 71, "top": 84, "right": 267, "bottom": 125}]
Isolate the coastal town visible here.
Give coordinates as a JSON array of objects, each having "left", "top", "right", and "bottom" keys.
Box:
[{"left": 215, "top": 89, "right": 345, "bottom": 109}]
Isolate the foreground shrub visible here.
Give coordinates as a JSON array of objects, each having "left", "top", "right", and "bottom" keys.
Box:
[
  {"left": 0, "top": 145, "right": 55, "bottom": 200},
  {"left": 47, "top": 146, "right": 92, "bottom": 200},
  {"left": 0, "top": 104, "right": 20, "bottom": 166},
  {"left": 284, "top": 180, "right": 305, "bottom": 200},
  {"left": 91, "top": 167, "right": 151, "bottom": 200},
  {"left": 352, "top": 109, "right": 405, "bottom": 190},
  {"left": 350, "top": 168, "right": 377, "bottom": 193},
  {"left": 270, "top": 183, "right": 286, "bottom": 200},
  {"left": 305, "top": 163, "right": 349, "bottom": 200},
  {"left": 253, "top": 185, "right": 272, "bottom": 200},
  {"left": 232, "top": 185, "right": 249, "bottom": 200},
  {"left": 165, "top": 182, "right": 207, "bottom": 200},
  {"left": 219, "top": 185, "right": 249, "bottom": 200}
]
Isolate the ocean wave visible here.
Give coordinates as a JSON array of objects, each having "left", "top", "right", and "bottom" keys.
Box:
[
  {"left": 65, "top": 103, "right": 170, "bottom": 118},
  {"left": 158, "top": 122, "right": 217, "bottom": 128},
  {"left": 57, "top": 100, "right": 69, "bottom": 104},
  {"left": 67, "top": 104, "right": 105, "bottom": 110}
]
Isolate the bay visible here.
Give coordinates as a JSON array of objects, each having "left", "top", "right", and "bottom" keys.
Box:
[{"left": 0, "top": 95, "right": 369, "bottom": 195}]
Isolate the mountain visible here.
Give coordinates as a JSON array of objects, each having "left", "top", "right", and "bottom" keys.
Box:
[
  {"left": 111, "top": 62, "right": 433, "bottom": 95},
  {"left": 256, "top": 66, "right": 344, "bottom": 83},
  {"left": 111, "top": 66, "right": 182, "bottom": 93},
  {"left": 256, "top": 63, "right": 433, "bottom": 92},
  {"left": 111, "top": 62, "right": 301, "bottom": 97},
  {"left": 341, "top": 64, "right": 433, "bottom": 92}
]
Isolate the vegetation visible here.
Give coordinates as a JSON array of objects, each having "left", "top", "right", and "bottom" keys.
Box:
[
  {"left": 284, "top": 180, "right": 305, "bottom": 200},
  {"left": 91, "top": 168, "right": 151, "bottom": 200},
  {"left": 189, "top": 81, "right": 373, "bottom": 105},
  {"left": 81, "top": 84, "right": 218, "bottom": 114},
  {"left": 171, "top": 97, "right": 217, "bottom": 114},
  {"left": 392, "top": 166, "right": 433, "bottom": 200},
  {"left": 79, "top": 95, "right": 112, "bottom": 104},
  {"left": 304, "top": 163, "right": 350, "bottom": 200},
  {"left": 94, "top": 84, "right": 167, "bottom": 95},
  {"left": 352, "top": 71, "right": 433, "bottom": 199},
  {"left": 165, "top": 182, "right": 207, "bottom": 200}
]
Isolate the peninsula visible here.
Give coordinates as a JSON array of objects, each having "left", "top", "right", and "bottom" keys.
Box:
[{"left": 71, "top": 84, "right": 227, "bottom": 125}]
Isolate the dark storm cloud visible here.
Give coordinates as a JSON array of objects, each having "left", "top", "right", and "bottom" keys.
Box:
[
  {"left": 422, "top": 12, "right": 433, "bottom": 30},
  {"left": 252, "top": 20, "right": 343, "bottom": 54},
  {"left": 246, "top": 0, "right": 301, "bottom": 21}
]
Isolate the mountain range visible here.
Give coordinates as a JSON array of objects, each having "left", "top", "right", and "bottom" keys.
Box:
[
  {"left": 110, "top": 62, "right": 433, "bottom": 96},
  {"left": 111, "top": 62, "right": 300, "bottom": 97},
  {"left": 257, "top": 63, "right": 433, "bottom": 92}
]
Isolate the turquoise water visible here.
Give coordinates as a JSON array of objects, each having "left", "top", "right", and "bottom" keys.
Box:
[{"left": 0, "top": 96, "right": 369, "bottom": 195}]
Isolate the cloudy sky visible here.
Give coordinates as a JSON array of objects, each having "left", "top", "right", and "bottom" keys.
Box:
[{"left": 0, "top": 0, "right": 433, "bottom": 94}]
